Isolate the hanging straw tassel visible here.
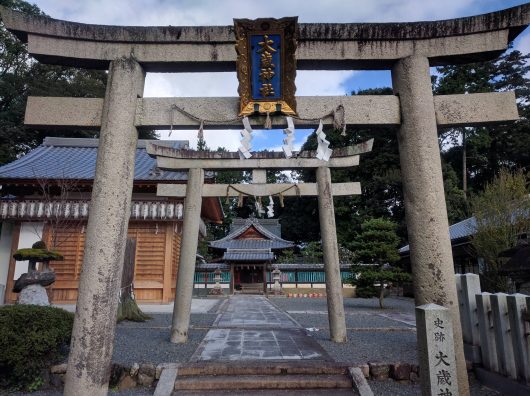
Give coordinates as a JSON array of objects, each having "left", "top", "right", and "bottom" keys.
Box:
[
  {"left": 237, "top": 193, "right": 244, "bottom": 208},
  {"left": 169, "top": 105, "right": 176, "bottom": 137},
  {"left": 198, "top": 120, "right": 204, "bottom": 141},
  {"left": 264, "top": 112, "right": 272, "bottom": 129},
  {"left": 332, "top": 104, "right": 346, "bottom": 133},
  {"left": 225, "top": 185, "right": 231, "bottom": 205},
  {"left": 279, "top": 192, "right": 285, "bottom": 208}
]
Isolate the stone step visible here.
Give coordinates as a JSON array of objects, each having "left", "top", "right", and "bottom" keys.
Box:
[
  {"left": 174, "top": 374, "right": 353, "bottom": 391},
  {"left": 178, "top": 361, "right": 349, "bottom": 376},
  {"left": 175, "top": 388, "right": 356, "bottom": 395}
]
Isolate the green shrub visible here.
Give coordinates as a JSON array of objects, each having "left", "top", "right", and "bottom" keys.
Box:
[
  {"left": 0, "top": 305, "right": 74, "bottom": 390},
  {"left": 355, "top": 285, "right": 379, "bottom": 298}
]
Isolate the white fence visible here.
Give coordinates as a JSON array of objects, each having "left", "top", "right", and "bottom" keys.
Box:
[
  {"left": 456, "top": 273, "right": 530, "bottom": 385},
  {"left": 0, "top": 200, "right": 183, "bottom": 221}
]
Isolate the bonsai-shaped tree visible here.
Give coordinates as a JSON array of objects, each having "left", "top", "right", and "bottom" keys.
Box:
[{"left": 350, "top": 218, "right": 410, "bottom": 308}]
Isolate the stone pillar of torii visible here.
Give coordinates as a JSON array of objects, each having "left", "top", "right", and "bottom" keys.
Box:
[{"left": 1, "top": 4, "right": 529, "bottom": 395}]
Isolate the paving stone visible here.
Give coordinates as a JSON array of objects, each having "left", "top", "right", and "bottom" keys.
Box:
[{"left": 193, "top": 296, "right": 330, "bottom": 362}]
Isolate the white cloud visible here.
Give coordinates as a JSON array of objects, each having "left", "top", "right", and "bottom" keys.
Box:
[
  {"left": 515, "top": 31, "right": 530, "bottom": 55},
  {"left": 158, "top": 129, "right": 242, "bottom": 151},
  {"left": 33, "top": 0, "right": 477, "bottom": 26}
]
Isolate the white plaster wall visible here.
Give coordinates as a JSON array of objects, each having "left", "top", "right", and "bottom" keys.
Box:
[
  {"left": 14, "top": 222, "right": 44, "bottom": 280},
  {"left": 0, "top": 222, "right": 14, "bottom": 304}
]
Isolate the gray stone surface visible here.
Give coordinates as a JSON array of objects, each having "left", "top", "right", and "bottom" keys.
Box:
[
  {"left": 5, "top": 5, "right": 529, "bottom": 43},
  {"left": 156, "top": 153, "right": 361, "bottom": 170},
  {"left": 158, "top": 182, "right": 361, "bottom": 197},
  {"left": 17, "top": 284, "right": 50, "bottom": 305},
  {"left": 490, "top": 293, "right": 517, "bottom": 379},
  {"left": 506, "top": 294, "right": 530, "bottom": 384},
  {"left": 416, "top": 304, "right": 459, "bottom": 396},
  {"left": 476, "top": 293, "right": 499, "bottom": 372},
  {"left": 193, "top": 296, "right": 329, "bottom": 362},
  {"left": 25, "top": 92, "right": 518, "bottom": 130},
  {"left": 64, "top": 57, "right": 145, "bottom": 396},
  {"left": 392, "top": 54, "right": 469, "bottom": 395},
  {"left": 171, "top": 168, "right": 204, "bottom": 344},
  {"left": 13, "top": 271, "right": 56, "bottom": 292},
  {"left": 349, "top": 367, "right": 374, "bottom": 396},
  {"left": 317, "top": 166, "right": 347, "bottom": 343},
  {"left": 112, "top": 314, "right": 213, "bottom": 365},
  {"left": 213, "top": 296, "right": 298, "bottom": 329},
  {"left": 154, "top": 367, "right": 178, "bottom": 396},
  {"left": 3, "top": 5, "right": 530, "bottom": 70},
  {"left": 456, "top": 274, "right": 481, "bottom": 348}
]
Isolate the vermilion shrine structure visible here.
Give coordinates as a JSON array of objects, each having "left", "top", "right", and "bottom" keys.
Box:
[{"left": 1, "top": 4, "right": 529, "bottom": 396}]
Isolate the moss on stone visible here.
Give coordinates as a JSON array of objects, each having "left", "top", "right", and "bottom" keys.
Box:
[{"left": 13, "top": 248, "right": 64, "bottom": 262}]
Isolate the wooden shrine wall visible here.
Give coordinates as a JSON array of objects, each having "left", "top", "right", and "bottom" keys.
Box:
[{"left": 6, "top": 221, "right": 182, "bottom": 304}]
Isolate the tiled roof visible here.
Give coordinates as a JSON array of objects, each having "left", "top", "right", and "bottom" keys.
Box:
[
  {"left": 223, "top": 251, "right": 275, "bottom": 262},
  {"left": 399, "top": 216, "right": 477, "bottom": 254},
  {"left": 0, "top": 137, "right": 189, "bottom": 181},
  {"left": 209, "top": 218, "right": 295, "bottom": 250},
  {"left": 230, "top": 218, "right": 282, "bottom": 237},
  {"left": 274, "top": 263, "right": 352, "bottom": 270}
]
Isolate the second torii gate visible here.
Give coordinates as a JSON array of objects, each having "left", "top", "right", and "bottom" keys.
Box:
[{"left": 147, "top": 140, "right": 374, "bottom": 343}]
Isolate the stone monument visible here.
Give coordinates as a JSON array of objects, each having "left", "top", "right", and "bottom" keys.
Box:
[{"left": 12, "top": 240, "right": 63, "bottom": 306}]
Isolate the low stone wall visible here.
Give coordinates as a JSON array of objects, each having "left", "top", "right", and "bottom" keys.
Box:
[
  {"left": 48, "top": 361, "right": 176, "bottom": 390},
  {"left": 46, "top": 360, "right": 428, "bottom": 391}
]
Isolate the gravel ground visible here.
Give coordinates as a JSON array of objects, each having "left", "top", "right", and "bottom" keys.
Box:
[
  {"left": 112, "top": 313, "right": 217, "bottom": 365},
  {"left": 312, "top": 328, "right": 418, "bottom": 363},
  {"left": 272, "top": 297, "right": 418, "bottom": 364},
  {"left": 290, "top": 312, "right": 414, "bottom": 329},
  {"left": 271, "top": 296, "right": 416, "bottom": 314},
  {"left": 368, "top": 374, "right": 501, "bottom": 396}
]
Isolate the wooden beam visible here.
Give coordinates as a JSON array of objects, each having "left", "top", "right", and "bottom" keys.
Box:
[
  {"left": 157, "top": 182, "right": 361, "bottom": 197},
  {"left": 24, "top": 92, "right": 519, "bottom": 130},
  {"left": 5, "top": 223, "right": 21, "bottom": 304},
  {"left": 162, "top": 223, "right": 173, "bottom": 303}
]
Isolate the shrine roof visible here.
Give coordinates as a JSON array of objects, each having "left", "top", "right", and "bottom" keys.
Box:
[
  {"left": 209, "top": 218, "right": 295, "bottom": 251},
  {"left": 223, "top": 251, "right": 275, "bottom": 262},
  {"left": 399, "top": 216, "right": 477, "bottom": 254},
  {"left": 0, "top": 137, "right": 190, "bottom": 182}
]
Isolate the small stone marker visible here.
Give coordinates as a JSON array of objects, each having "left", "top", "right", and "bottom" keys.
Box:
[{"left": 416, "top": 303, "right": 459, "bottom": 396}]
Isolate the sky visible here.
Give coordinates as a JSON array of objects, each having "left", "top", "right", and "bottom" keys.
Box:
[{"left": 29, "top": 0, "right": 530, "bottom": 152}]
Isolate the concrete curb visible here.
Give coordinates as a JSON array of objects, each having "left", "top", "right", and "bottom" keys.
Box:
[
  {"left": 154, "top": 366, "right": 179, "bottom": 396},
  {"left": 349, "top": 367, "right": 374, "bottom": 396}
]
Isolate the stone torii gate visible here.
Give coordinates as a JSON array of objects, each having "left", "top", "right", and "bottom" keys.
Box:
[
  {"left": 1, "top": 4, "right": 529, "bottom": 396},
  {"left": 147, "top": 140, "right": 374, "bottom": 345}
]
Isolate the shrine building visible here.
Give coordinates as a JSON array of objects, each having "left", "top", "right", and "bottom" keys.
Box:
[{"left": 0, "top": 137, "right": 223, "bottom": 304}]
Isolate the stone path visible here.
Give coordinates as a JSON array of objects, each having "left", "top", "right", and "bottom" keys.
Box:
[{"left": 191, "top": 296, "right": 330, "bottom": 361}]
